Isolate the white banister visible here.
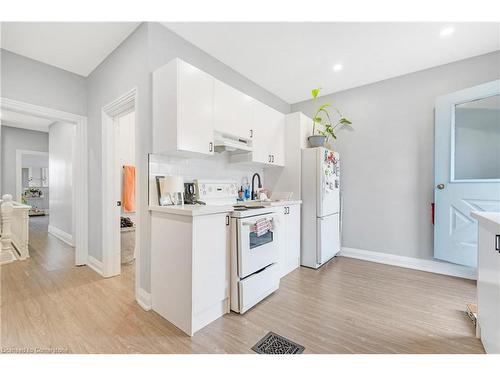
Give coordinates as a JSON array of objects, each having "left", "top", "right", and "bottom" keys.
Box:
[
  {"left": 1, "top": 194, "right": 31, "bottom": 263},
  {"left": 1, "top": 194, "right": 17, "bottom": 264},
  {"left": 12, "top": 203, "right": 30, "bottom": 260}
]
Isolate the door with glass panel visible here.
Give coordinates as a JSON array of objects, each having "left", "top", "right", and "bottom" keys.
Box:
[{"left": 434, "top": 80, "right": 500, "bottom": 267}]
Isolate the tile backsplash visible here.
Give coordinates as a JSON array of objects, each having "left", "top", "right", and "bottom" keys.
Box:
[{"left": 148, "top": 153, "right": 264, "bottom": 205}]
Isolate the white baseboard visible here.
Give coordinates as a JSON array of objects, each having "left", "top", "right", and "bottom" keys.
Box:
[
  {"left": 87, "top": 255, "right": 104, "bottom": 276},
  {"left": 136, "top": 288, "right": 152, "bottom": 311},
  {"left": 48, "top": 225, "right": 74, "bottom": 247},
  {"left": 340, "top": 247, "right": 477, "bottom": 280},
  {"left": 135, "top": 288, "right": 153, "bottom": 311}
]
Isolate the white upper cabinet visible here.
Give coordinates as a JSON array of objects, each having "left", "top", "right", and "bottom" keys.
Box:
[
  {"left": 153, "top": 58, "right": 215, "bottom": 157},
  {"left": 213, "top": 79, "right": 254, "bottom": 140},
  {"left": 153, "top": 58, "right": 285, "bottom": 165},
  {"left": 252, "top": 101, "right": 285, "bottom": 167}
]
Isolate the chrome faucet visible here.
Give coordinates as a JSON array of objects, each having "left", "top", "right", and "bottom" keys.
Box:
[{"left": 251, "top": 173, "right": 262, "bottom": 201}]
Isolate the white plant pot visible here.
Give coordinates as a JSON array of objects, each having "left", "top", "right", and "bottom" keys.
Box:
[{"left": 308, "top": 135, "right": 327, "bottom": 148}]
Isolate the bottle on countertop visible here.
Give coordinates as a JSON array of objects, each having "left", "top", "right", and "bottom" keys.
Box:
[{"left": 242, "top": 176, "right": 251, "bottom": 201}]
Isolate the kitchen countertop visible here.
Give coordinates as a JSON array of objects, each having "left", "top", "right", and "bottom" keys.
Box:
[
  {"left": 149, "top": 204, "right": 234, "bottom": 217},
  {"left": 242, "top": 199, "right": 302, "bottom": 207},
  {"left": 471, "top": 211, "right": 500, "bottom": 234},
  {"left": 149, "top": 200, "right": 302, "bottom": 217}
]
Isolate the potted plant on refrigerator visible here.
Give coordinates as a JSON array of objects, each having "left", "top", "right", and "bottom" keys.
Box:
[{"left": 308, "top": 88, "right": 352, "bottom": 148}]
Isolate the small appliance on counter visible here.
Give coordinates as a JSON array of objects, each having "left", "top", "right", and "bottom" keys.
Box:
[{"left": 183, "top": 182, "right": 206, "bottom": 205}]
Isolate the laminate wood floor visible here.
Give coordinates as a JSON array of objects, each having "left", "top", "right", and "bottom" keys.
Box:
[{"left": 1, "top": 216, "right": 484, "bottom": 353}]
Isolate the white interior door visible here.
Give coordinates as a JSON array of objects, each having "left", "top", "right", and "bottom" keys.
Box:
[
  {"left": 434, "top": 80, "right": 500, "bottom": 267},
  {"left": 112, "top": 117, "right": 122, "bottom": 270}
]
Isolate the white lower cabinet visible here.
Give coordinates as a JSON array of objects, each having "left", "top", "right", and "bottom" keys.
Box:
[
  {"left": 278, "top": 204, "right": 301, "bottom": 277},
  {"left": 151, "top": 210, "right": 230, "bottom": 336},
  {"left": 474, "top": 216, "right": 500, "bottom": 353}
]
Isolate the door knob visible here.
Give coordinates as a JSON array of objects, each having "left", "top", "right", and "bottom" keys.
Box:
[{"left": 437, "top": 183, "right": 445, "bottom": 190}]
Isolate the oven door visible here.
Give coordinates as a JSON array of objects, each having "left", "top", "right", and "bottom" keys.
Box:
[{"left": 237, "top": 213, "right": 279, "bottom": 279}]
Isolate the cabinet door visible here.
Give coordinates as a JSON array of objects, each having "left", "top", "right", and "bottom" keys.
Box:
[
  {"left": 268, "top": 109, "right": 285, "bottom": 166},
  {"left": 477, "top": 227, "right": 500, "bottom": 353},
  {"left": 252, "top": 101, "right": 272, "bottom": 164},
  {"left": 285, "top": 205, "right": 301, "bottom": 273},
  {"left": 252, "top": 101, "right": 285, "bottom": 166},
  {"left": 192, "top": 214, "right": 229, "bottom": 315},
  {"left": 177, "top": 60, "right": 215, "bottom": 156},
  {"left": 214, "top": 79, "right": 254, "bottom": 140},
  {"left": 275, "top": 209, "right": 287, "bottom": 277}
]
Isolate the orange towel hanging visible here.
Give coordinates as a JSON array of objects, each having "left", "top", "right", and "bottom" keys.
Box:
[{"left": 122, "top": 165, "right": 135, "bottom": 213}]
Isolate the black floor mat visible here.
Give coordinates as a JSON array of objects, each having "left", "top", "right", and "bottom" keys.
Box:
[{"left": 251, "top": 332, "right": 305, "bottom": 354}]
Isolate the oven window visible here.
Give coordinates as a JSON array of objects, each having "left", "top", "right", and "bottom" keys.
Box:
[{"left": 249, "top": 231, "right": 273, "bottom": 249}]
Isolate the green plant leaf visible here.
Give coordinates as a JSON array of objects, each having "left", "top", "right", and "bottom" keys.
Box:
[
  {"left": 340, "top": 117, "right": 352, "bottom": 125},
  {"left": 311, "top": 88, "right": 321, "bottom": 99},
  {"left": 313, "top": 117, "right": 322, "bottom": 123},
  {"left": 331, "top": 132, "right": 337, "bottom": 139},
  {"left": 318, "top": 103, "right": 331, "bottom": 111}
]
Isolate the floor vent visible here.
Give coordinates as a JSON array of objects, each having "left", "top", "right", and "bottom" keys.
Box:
[{"left": 252, "top": 332, "right": 305, "bottom": 354}]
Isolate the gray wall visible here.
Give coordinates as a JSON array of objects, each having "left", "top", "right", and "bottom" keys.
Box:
[
  {"left": 292, "top": 51, "right": 500, "bottom": 261},
  {"left": 86, "top": 23, "right": 149, "bottom": 274},
  {"left": 49, "top": 122, "right": 76, "bottom": 238},
  {"left": 0, "top": 49, "right": 87, "bottom": 116},
  {"left": 1, "top": 125, "right": 49, "bottom": 197},
  {"left": 86, "top": 22, "right": 290, "bottom": 292}
]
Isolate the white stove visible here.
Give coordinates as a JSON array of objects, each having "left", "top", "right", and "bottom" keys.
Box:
[
  {"left": 194, "top": 179, "right": 280, "bottom": 313},
  {"left": 193, "top": 179, "right": 275, "bottom": 218},
  {"left": 194, "top": 180, "right": 238, "bottom": 206}
]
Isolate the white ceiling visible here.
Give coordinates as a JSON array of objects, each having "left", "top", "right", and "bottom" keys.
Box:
[
  {"left": 1, "top": 22, "right": 140, "bottom": 76},
  {"left": 0, "top": 110, "right": 54, "bottom": 132},
  {"left": 163, "top": 22, "right": 500, "bottom": 103}
]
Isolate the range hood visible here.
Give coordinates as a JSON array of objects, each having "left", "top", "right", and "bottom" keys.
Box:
[{"left": 213, "top": 132, "right": 252, "bottom": 154}]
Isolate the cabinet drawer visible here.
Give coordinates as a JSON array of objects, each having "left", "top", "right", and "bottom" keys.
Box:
[{"left": 238, "top": 263, "right": 280, "bottom": 313}]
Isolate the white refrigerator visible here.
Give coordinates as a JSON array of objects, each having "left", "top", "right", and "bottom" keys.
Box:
[{"left": 300, "top": 147, "right": 341, "bottom": 268}]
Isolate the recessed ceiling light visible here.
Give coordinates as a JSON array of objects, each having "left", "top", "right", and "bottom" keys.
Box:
[
  {"left": 333, "top": 64, "right": 343, "bottom": 72},
  {"left": 440, "top": 27, "right": 455, "bottom": 37}
]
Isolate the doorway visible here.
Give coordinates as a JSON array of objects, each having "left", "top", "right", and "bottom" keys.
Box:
[
  {"left": 0, "top": 97, "right": 88, "bottom": 265},
  {"left": 101, "top": 88, "right": 138, "bottom": 283},
  {"left": 434, "top": 80, "right": 500, "bottom": 268}
]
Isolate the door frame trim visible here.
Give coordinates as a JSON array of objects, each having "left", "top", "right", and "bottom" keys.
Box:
[
  {"left": 1, "top": 97, "right": 88, "bottom": 265},
  {"left": 101, "top": 87, "right": 138, "bottom": 279}
]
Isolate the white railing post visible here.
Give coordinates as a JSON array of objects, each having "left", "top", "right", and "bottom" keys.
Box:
[
  {"left": 13, "top": 204, "right": 30, "bottom": 260},
  {"left": 1, "top": 194, "right": 17, "bottom": 264}
]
